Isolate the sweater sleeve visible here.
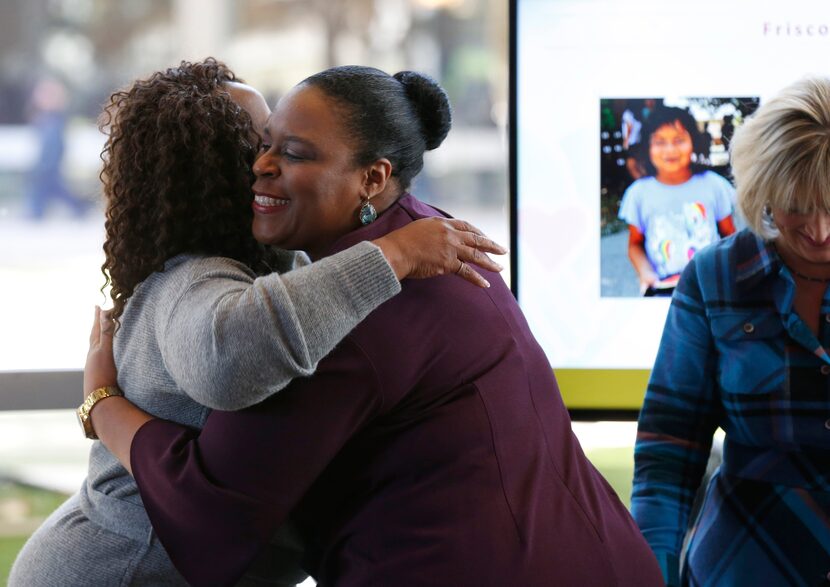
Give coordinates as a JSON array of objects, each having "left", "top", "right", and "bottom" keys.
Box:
[
  {"left": 158, "top": 240, "right": 398, "bottom": 410},
  {"left": 630, "top": 256, "right": 721, "bottom": 587},
  {"left": 131, "top": 338, "right": 381, "bottom": 587}
]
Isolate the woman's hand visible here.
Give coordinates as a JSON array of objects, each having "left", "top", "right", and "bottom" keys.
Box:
[
  {"left": 372, "top": 217, "right": 507, "bottom": 288},
  {"left": 83, "top": 305, "right": 153, "bottom": 473},
  {"left": 84, "top": 306, "right": 118, "bottom": 400}
]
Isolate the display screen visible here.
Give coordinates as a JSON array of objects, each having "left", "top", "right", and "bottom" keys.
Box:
[{"left": 511, "top": 0, "right": 830, "bottom": 412}]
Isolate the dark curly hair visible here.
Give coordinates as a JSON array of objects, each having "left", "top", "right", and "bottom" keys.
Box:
[{"left": 99, "top": 58, "right": 267, "bottom": 325}]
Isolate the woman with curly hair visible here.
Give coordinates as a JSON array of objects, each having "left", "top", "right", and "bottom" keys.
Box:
[
  {"left": 81, "top": 66, "right": 662, "bottom": 586},
  {"left": 9, "top": 59, "right": 504, "bottom": 587}
]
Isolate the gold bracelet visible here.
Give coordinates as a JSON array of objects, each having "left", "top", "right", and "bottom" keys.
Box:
[{"left": 76, "top": 386, "right": 123, "bottom": 440}]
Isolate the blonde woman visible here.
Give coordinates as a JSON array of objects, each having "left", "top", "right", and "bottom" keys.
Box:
[{"left": 632, "top": 76, "right": 830, "bottom": 586}]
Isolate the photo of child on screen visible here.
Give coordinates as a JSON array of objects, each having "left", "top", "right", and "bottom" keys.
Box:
[{"left": 618, "top": 106, "right": 736, "bottom": 295}]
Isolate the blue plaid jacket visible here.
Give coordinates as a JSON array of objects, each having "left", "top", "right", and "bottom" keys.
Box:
[{"left": 632, "top": 229, "right": 830, "bottom": 587}]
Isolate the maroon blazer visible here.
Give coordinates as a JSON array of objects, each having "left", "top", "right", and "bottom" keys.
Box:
[{"left": 131, "top": 194, "right": 662, "bottom": 587}]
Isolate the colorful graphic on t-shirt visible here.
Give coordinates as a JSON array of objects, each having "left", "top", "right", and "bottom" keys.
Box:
[
  {"left": 617, "top": 171, "right": 735, "bottom": 280},
  {"left": 656, "top": 239, "right": 673, "bottom": 267},
  {"left": 644, "top": 201, "right": 717, "bottom": 278}
]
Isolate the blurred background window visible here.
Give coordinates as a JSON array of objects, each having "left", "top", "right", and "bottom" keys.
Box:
[{"left": 0, "top": 1, "right": 511, "bottom": 582}]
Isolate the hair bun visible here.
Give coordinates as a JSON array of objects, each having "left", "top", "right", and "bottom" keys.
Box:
[{"left": 394, "top": 71, "right": 452, "bottom": 150}]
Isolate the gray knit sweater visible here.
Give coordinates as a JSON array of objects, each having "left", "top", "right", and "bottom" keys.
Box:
[{"left": 80, "top": 241, "right": 400, "bottom": 545}]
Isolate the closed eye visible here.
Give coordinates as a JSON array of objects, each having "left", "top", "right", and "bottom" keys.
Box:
[{"left": 281, "top": 149, "right": 306, "bottom": 161}]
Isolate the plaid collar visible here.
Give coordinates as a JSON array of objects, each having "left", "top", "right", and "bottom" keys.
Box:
[{"left": 734, "top": 230, "right": 784, "bottom": 291}]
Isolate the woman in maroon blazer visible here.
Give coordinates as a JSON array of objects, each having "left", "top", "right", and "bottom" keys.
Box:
[{"left": 84, "top": 66, "right": 662, "bottom": 587}]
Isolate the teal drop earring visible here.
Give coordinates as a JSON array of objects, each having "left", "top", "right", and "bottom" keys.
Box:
[{"left": 359, "top": 196, "right": 377, "bottom": 225}]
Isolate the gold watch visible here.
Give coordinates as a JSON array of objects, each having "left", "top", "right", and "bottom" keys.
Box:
[{"left": 77, "top": 386, "right": 123, "bottom": 439}]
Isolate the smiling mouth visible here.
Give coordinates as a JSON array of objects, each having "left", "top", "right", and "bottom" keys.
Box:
[
  {"left": 254, "top": 195, "right": 289, "bottom": 207},
  {"left": 800, "top": 233, "right": 830, "bottom": 247}
]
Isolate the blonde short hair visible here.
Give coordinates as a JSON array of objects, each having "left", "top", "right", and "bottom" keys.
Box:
[{"left": 731, "top": 76, "right": 830, "bottom": 238}]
